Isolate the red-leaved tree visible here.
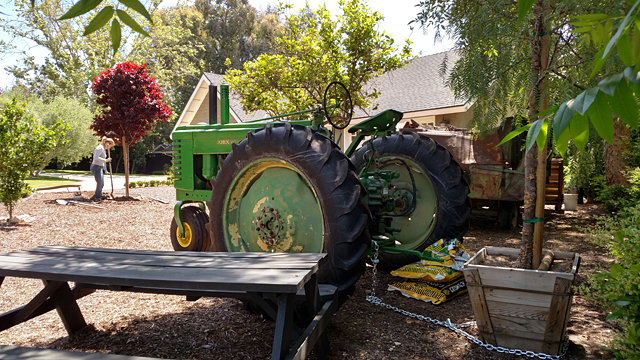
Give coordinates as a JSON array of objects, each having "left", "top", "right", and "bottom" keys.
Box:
[{"left": 91, "top": 62, "right": 172, "bottom": 197}]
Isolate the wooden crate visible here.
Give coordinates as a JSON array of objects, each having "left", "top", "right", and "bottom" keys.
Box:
[{"left": 462, "top": 247, "right": 580, "bottom": 355}]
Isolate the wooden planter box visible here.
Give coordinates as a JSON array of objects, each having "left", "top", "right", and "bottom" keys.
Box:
[{"left": 462, "top": 247, "right": 581, "bottom": 355}]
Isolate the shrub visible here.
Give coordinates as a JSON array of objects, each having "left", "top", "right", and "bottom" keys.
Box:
[
  {"left": 597, "top": 167, "right": 640, "bottom": 212},
  {"left": 150, "top": 180, "right": 158, "bottom": 187},
  {"left": 129, "top": 182, "right": 137, "bottom": 188},
  {"left": 583, "top": 205, "right": 640, "bottom": 359}
]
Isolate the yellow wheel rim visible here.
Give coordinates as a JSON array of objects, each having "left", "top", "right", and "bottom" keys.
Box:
[{"left": 176, "top": 222, "right": 193, "bottom": 248}]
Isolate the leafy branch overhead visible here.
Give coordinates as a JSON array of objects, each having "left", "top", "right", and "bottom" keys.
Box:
[
  {"left": 58, "top": 0, "right": 152, "bottom": 53},
  {"left": 504, "top": 0, "right": 640, "bottom": 157},
  {"left": 224, "top": 0, "right": 412, "bottom": 117}
]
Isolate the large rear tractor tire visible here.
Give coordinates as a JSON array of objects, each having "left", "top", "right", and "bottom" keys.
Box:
[
  {"left": 351, "top": 131, "right": 470, "bottom": 270},
  {"left": 170, "top": 206, "right": 212, "bottom": 252},
  {"left": 207, "top": 123, "right": 371, "bottom": 295}
]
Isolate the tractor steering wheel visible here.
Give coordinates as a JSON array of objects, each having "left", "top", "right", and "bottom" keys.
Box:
[{"left": 323, "top": 81, "right": 353, "bottom": 130}]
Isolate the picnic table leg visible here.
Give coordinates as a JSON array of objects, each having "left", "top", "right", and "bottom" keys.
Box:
[
  {"left": 272, "top": 292, "right": 296, "bottom": 360},
  {"left": 44, "top": 280, "right": 88, "bottom": 335},
  {"left": 303, "top": 275, "right": 329, "bottom": 360},
  {"left": 0, "top": 277, "right": 4, "bottom": 288}
]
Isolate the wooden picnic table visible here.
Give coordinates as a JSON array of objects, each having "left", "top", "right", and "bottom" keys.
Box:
[{"left": 0, "top": 246, "right": 337, "bottom": 360}]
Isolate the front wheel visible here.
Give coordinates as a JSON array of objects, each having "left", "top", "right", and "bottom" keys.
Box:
[{"left": 170, "top": 206, "right": 211, "bottom": 252}]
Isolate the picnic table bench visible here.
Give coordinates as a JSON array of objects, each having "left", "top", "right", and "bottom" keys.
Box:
[{"left": 0, "top": 246, "right": 338, "bottom": 360}]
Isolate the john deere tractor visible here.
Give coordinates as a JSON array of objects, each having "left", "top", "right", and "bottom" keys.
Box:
[{"left": 170, "top": 82, "right": 470, "bottom": 295}]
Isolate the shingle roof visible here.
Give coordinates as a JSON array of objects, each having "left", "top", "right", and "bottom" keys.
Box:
[
  {"left": 355, "top": 50, "right": 466, "bottom": 117},
  {"left": 203, "top": 73, "right": 268, "bottom": 122}
]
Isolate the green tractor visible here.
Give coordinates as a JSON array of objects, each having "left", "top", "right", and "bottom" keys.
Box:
[{"left": 170, "top": 82, "right": 470, "bottom": 296}]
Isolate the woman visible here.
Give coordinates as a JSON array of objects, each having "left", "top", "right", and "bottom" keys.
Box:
[{"left": 91, "top": 136, "right": 115, "bottom": 201}]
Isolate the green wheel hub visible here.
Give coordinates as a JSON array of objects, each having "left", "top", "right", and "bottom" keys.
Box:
[
  {"left": 223, "top": 158, "right": 325, "bottom": 253},
  {"left": 382, "top": 157, "right": 437, "bottom": 250}
]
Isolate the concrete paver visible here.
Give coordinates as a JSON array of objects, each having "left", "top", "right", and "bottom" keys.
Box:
[{"left": 37, "top": 173, "right": 170, "bottom": 193}]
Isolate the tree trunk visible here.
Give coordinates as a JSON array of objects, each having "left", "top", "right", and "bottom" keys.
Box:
[
  {"left": 603, "top": 116, "right": 629, "bottom": 186},
  {"left": 516, "top": 1, "right": 545, "bottom": 269},
  {"left": 123, "top": 136, "right": 130, "bottom": 197}
]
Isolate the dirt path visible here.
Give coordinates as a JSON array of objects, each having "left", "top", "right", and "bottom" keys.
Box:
[{"left": 0, "top": 189, "right": 615, "bottom": 359}]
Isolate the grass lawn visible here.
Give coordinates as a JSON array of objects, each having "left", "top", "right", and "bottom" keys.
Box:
[
  {"left": 41, "top": 169, "right": 91, "bottom": 176},
  {"left": 41, "top": 169, "right": 166, "bottom": 177},
  {"left": 26, "top": 176, "right": 80, "bottom": 188}
]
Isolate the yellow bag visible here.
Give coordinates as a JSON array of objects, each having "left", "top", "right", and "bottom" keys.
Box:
[
  {"left": 388, "top": 278, "right": 468, "bottom": 305},
  {"left": 390, "top": 263, "right": 463, "bottom": 282},
  {"left": 420, "top": 238, "right": 471, "bottom": 270}
]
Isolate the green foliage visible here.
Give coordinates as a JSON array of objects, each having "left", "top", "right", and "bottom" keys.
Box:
[
  {"left": 563, "top": 125, "right": 606, "bottom": 196},
  {"left": 0, "top": 98, "right": 57, "bottom": 219},
  {"left": 225, "top": 0, "right": 412, "bottom": 116},
  {"left": 414, "top": 0, "right": 618, "bottom": 134},
  {"left": 195, "top": 0, "right": 281, "bottom": 75},
  {"left": 2, "top": 0, "right": 126, "bottom": 104},
  {"left": 584, "top": 206, "right": 640, "bottom": 359},
  {"left": 597, "top": 167, "right": 640, "bottom": 212},
  {"left": 58, "top": 0, "right": 152, "bottom": 54},
  {"left": 0, "top": 91, "right": 93, "bottom": 174},
  {"left": 129, "top": 181, "right": 137, "bottom": 188},
  {"left": 130, "top": 5, "right": 207, "bottom": 118},
  {"left": 504, "top": 0, "right": 640, "bottom": 156}
]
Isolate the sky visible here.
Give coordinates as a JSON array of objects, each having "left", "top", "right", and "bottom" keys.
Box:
[{"left": 0, "top": 0, "right": 455, "bottom": 89}]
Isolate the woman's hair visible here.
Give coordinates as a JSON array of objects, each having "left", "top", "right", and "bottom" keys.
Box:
[{"left": 101, "top": 136, "right": 115, "bottom": 147}]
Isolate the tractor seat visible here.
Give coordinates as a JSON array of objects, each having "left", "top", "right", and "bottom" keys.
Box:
[{"left": 348, "top": 109, "right": 404, "bottom": 133}]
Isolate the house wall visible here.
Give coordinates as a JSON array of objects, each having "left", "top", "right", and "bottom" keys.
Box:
[
  {"left": 188, "top": 92, "right": 241, "bottom": 125},
  {"left": 337, "top": 104, "right": 474, "bottom": 151}
]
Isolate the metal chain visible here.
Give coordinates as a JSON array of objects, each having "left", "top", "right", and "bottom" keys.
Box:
[{"left": 367, "top": 240, "right": 569, "bottom": 360}]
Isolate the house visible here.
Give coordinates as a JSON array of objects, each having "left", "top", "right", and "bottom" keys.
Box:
[
  {"left": 336, "top": 50, "right": 474, "bottom": 149},
  {"left": 174, "top": 51, "right": 474, "bottom": 149},
  {"left": 171, "top": 73, "right": 268, "bottom": 131}
]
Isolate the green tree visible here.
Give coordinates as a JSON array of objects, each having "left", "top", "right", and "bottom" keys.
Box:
[
  {"left": 2, "top": 0, "right": 127, "bottom": 103},
  {"left": 0, "top": 98, "right": 59, "bottom": 220},
  {"left": 414, "top": 0, "right": 624, "bottom": 268},
  {"left": 27, "top": 96, "right": 95, "bottom": 173},
  {"left": 0, "top": 90, "right": 93, "bottom": 175},
  {"left": 195, "top": 0, "right": 282, "bottom": 75},
  {"left": 225, "top": 0, "right": 412, "bottom": 116},
  {"left": 130, "top": 5, "right": 207, "bottom": 117}
]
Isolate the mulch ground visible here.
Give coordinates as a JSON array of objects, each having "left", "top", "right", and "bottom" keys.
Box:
[{"left": 0, "top": 187, "right": 616, "bottom": 359}]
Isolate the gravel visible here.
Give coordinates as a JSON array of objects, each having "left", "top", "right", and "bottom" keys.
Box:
[{"left": 0, "top": 188, "right": 616, "bottom": 359}]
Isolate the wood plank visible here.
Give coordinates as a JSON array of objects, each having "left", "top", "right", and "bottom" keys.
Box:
[
  {"left": 18, "top": 248, "right": 326, "bottom": 271},
  {"left": 486, "top": 300, "right": 549, "bottom": 321},
  {"left": 47, "top": 280, "right": 88, "bottom": 335},
  {"left": 0, "top": 345, "right": 165, "bottom": 360},
  {"left": 272, "top": 293, "right": 296, "bottom": 360},
  {"left": 483, "top": 247, "right": 575, "bottom": 260},
  {"left": 463, "top": 268, "right": 496, "bottom": 345},
  {"left": 285, "top": 298, "right": 338, "bottom": 360},
  {"left": 490, "top": 313, "right": 548, "bottom": 335},
  {"left": 0, "top": 287, "right": 94, "bottom": 332},
  {"left": 542, "top": 277, "right": 573, "bottom": 354},
  {"left": 483, "top": 288, "right": 552, "bottom": 308},
  {"left": 470, "top": 265, "right": 574, "bottom": 293},
  {"left": 36, "top": 246, "right": 326, "bottom": 262},
  {"left": 465, "top": 248, "right": 486, "bottom": 266},
  {"left": 1, "top": 253, "right": 323, "bottom": 275},
  {"left": 11, "top": 281, "right": 62, "bottom": 326},
  {"left": 492, "top": 334, "right": 548, "bottom": 353},
  {"left": 0, "top": 258, "right": 312, "bottom": 293}
]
